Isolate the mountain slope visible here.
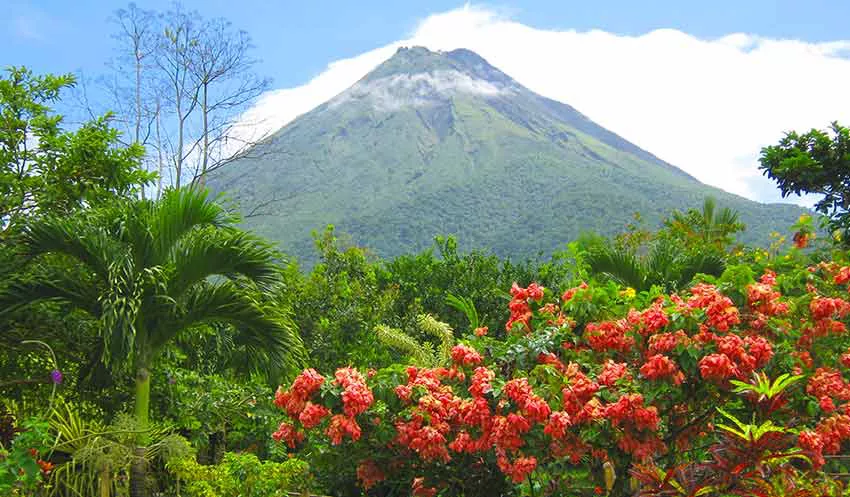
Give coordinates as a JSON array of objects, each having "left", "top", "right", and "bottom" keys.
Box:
[{"left": 210, "top": 46, "right": 805, "bottom": 263}]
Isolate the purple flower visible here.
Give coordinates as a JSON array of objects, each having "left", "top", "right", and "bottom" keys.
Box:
[{"left": 50, "top": 369, "right": 63, "bottom": 385}]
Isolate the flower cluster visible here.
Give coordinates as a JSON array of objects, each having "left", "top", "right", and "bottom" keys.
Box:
[
  {"left": 506, "top": 282, "right": 544, "bottom": 332},
  {"left": 450, "top": 344, "right": 483, "bottom": 367},
  {"left": 272, "top": 260, "right": 850, "bottom": 494},
  {"left": 687, "top": 284, "right": 740, "bottom": 332}
]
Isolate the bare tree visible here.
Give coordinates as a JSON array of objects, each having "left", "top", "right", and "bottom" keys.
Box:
[
  {"left": 106, "top": 4, "right": 163, "bottom": 199},
  {"left": 187, "top": 18, "right": 270, "bottom": 186},
  {"left": 112, "top": 4, "right": 158, "bottom": 145},
  {"left": 155, "top": 4, "right": 202, "bottom": 189},
  {"left": 103, "top": 2, "right": 272, "bottom": 195}
]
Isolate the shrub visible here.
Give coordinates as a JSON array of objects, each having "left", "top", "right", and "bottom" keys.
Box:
[
  {"left": 167, "top": 452, "right": 313, "bottom": 497},
  {"left": 271, "top": 256, "right": 850, "bottom": 496}
]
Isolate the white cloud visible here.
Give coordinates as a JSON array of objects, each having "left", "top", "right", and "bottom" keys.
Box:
[
  {"left": 328, "top": 70, "right": 511, "bottom": 112},
  {"left": 230, "top": 5, "right": 850, "bottom": 204}
]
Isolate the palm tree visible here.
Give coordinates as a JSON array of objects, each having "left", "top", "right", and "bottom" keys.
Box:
[
  {"left": 1, "top": 187, "right": 306, "bottom": 497},
  {"left": 666, "top": 197, "right": 744, "bottom": 250},
  {"left": 583, "top": 236, "right": 726, "bottom": 293}
]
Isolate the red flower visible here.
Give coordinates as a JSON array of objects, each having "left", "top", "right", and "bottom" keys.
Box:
[
  {"left": 597, "top": 360, "right": 631, "bottom": 387},
  {"left": 291, "top": 368, "right": 325, "bottom": 398},
  {"left": 469, "top": 367, "right": 495, "bottom": 398},
  {"left": 562, "top": 282, "right": 588, "bottom": 303},
  {"left": 605, "top": 394, "right": 659, "bottom": 431},
  {"left": 543, "top": 411, "right": 572, "bottom": 439},
  {"left": 835, "top": 266, "right": 850, "bottom": 285},
  {"left": 640, "top": 354, "right": 684, "bottom": 385},
  {"left": 637, "top": 299, "right": 669, "bottom": 335},
  {"left": 273, "top": 387, "right": 305, "bottom": 418},
  {"left": 811, "top": 296, "right": 850, "bottom": 321},
  {"left": 585, "top": 319, "right": 635, "bottom": 353},
  {"left": 395, "top": 384, "right": 413, "bottom": 401},
  {"left": 272, "top": 422, "right": 304, "bottom": 448},
  {"left": 325, "top": 415, "right": 362, "bottom": 445},
  {"left": 474, "top": 326, "right": 489, "bottom": 336},
  {"left": 412, "top": 477, "right": 437, "bottom": 497},
  {"left": 698, "top": 353, "right": 738, "bottom": 382},
  {"left": 334, "top": 367, "right": 374, "bottom": 417},
  {"left": 538, "top": 352, "right": 566, "bottom": 373},
  {"left": 841, "top": 350, "right": 850, "bottom": 368},
  {"left": 451, "top": 344, "right": 483, "bottom": 367},
  {"left": 793, "top": 231, "right": 809, "bottom": 249},
  {"left": 298, "top": 402, "right": 331, "bottom": 429},
  {"left": 497, "top": 454, "right": 537, "bottom": 483},
  {"left": 527, "top": 282, "right": 545, "bottom": 302},
  {"left": 798, "top": 430, "right": 825, "bottom": 468},
  {"left": 36, "top": 459, "right": 54, "bottom": 475},
  {"left": 647, "top": 330, "right": 690, "bottom": 355},
  {"left": 688, "top": 284, "right": 740, "bottom": 331},
  {"left": 356, "top": 460, "right": 386, "bottom": 490}
]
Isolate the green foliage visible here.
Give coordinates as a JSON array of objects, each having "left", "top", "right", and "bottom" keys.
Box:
[
  {"left": 48, "top": 399, "right": 192, "bottom": 497},
  {"left": 664, "top": 197, "right": 745, "bottom": 252},
  {"left": 284, "top": 226, "right": 397, "bottom": 372},
  {"left": 0, "top": 416, "right": 51, "bottom": 496},
  {"left": 0, "top": 187, "right": 305, "bottom": 495},
  {"left": 167, "top": 452, "right": 313, "bottom": 497},
  {"left": 153, "top": 368, "right": 280, "bottom": 462},
  {"left": 581, "top": 235, "right": 726, "bottom": 292},
  {"left": 375, "top": 314, "right": 456, "bottom": 367},
  {"left": 0, "top": 67, "right": 152, "bottom": 236},
  {"left": 759, "top": 122, "right": 850, "bottom": 243}
]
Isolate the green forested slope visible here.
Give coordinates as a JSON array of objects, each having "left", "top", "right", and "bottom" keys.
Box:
[{"left": 210, "top": 46, "right": 806, "bottom": 264}]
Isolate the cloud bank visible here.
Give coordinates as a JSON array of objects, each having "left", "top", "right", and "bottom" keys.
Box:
[
  {"left": 328, "top": 70, "right": 511, "bottom": 112},
  {"left": 231, "top": 5, "right": 850, "bottom": 204}
]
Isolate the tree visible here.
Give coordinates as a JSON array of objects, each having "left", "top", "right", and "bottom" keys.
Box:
[
  {"left": 155, "top": 4, "right": 200, "bottom": 190},
  {"left": 664, "top": 196, "right": 745, "bottom": 252},
  {"left": 105, "top": 2, "right": 271, "bottom": 191},
  {"left": 581, "top": 235, "right": 726, "bottom": 292},
  {"left": 187, "top": 16, "right": 270, "bottom": 185},
  {"left": 0, "top": 67, "right": 152, "bottom": 235},
  {"left": 0, "top": 187, "right": 306, "bottom": 496},
  {"left": 759, "top": 122, "right": 850, "bottom": 242}
]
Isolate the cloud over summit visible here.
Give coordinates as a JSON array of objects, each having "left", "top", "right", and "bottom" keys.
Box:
[{"left": 232, "top": 5, "right": 850, "bottom": 204}]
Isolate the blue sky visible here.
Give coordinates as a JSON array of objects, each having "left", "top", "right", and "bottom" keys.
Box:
[
  {"left": 3, "top": 0, "right": 849, "bottom": 90},
  {"left": 2, "top": 1, "right": 849, "bottom": 203}
]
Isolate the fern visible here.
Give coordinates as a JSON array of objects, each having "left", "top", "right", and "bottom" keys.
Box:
[
  {"left": 417, "top": 314, "right": 454, "bottom": 362},
  {"left": 375, "top": 324, "right": 438, "bottom": 366},
  {"left": 374, "top": 314, "right": 456, "bottom": 367}
]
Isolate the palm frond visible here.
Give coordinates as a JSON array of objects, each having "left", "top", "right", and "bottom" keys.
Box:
[
  {"left": 167, "top": 227, "right": 283, "bottom": 298},
  {"left": 584, "top": 245, "right": 646, "bottom": 291},
  {"left": 0, "top": 270, "right": 101, "bottom": 319},
  {"left": 675, "top": 253, "right": 726, "bottom": 289},
  {"left": 646, "top": 239, "right": 680, "bottom": 286},
  {"left": 148, "top": 188, "right": 233, "bottom": 266},
  {"left": 445, "top": 293, "right": 479, "bottom": 331},
  {"left": 157, "top": 281, "right": 306, "bottom": 381},
  {"left": 22, "top": 216, "right": 119, "bottom": 282}
]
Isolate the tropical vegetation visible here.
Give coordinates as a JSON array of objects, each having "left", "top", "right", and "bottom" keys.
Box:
[{"left": 3, "top": 6, "right": 850, "bottom": 497}]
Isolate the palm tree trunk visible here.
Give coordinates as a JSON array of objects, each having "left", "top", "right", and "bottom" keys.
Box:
[
  {"left": 130, "top": 366, "right": 151, "bottom": 497},
  {"left": 99, "top": 464, "right": 111, "bottom": 497}
]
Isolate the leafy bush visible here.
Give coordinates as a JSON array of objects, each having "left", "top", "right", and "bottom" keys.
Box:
[
  {"left": 0, "top": 416, "right": 52, "bottom": 496},
  {"left": 167, "top": 452, "right": 312, "bottom": 497},
  {"left": 270, "top": 252, "right": 850, "bottom": 496}
]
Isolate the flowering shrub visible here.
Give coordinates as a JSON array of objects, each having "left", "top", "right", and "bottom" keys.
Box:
[{"left": 272, "top": 258, "right": 850, "bottom": 496}]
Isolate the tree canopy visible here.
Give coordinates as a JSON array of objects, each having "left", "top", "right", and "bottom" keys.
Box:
[{"left": 759, "top": 122, "right": 850, "bottom": 242}]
